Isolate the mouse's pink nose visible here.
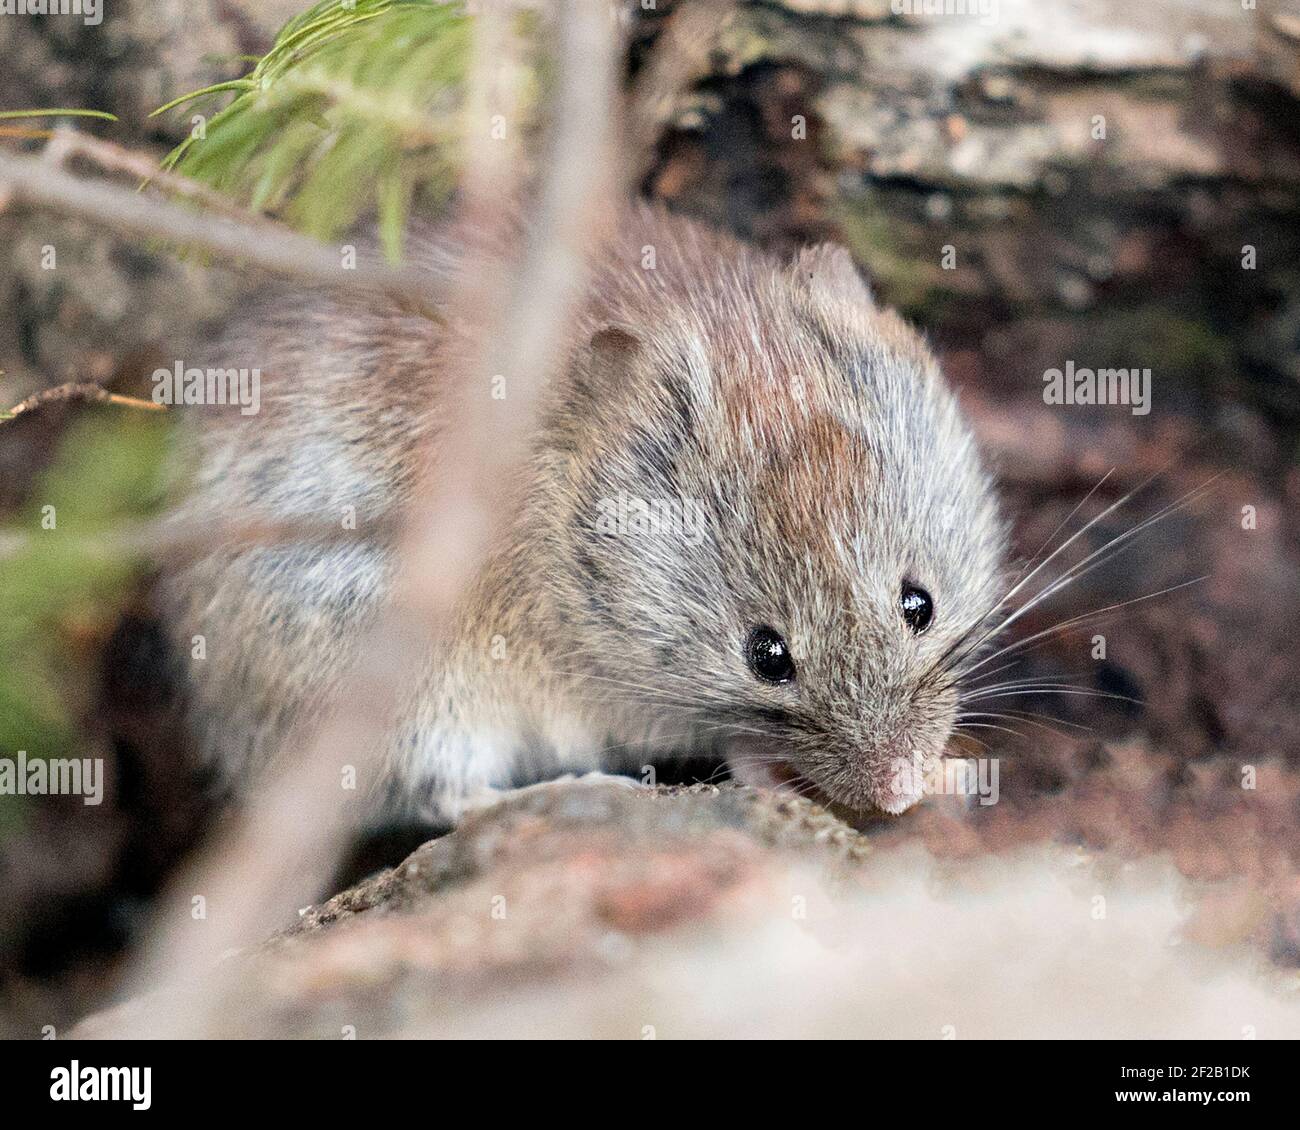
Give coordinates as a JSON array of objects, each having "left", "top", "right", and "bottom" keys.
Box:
[{"left": 869, "top": 754, "right": 927, "bottom": 814}]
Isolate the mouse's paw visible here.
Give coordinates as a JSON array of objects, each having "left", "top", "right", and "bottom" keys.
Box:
[
  {"left": 568, "top": 769, "right": 647, "bottom": 790},
  {"left": 456, "top": 770, "right": 645, "bottom": 816}
]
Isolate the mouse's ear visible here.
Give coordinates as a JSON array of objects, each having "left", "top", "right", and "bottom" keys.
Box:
[
  {"left": 793, "top": 243, "right": 876, "bottom": 310},
  {"left": 589, "top": 325, "right": 642, "bottom": 367},
  {"left": 570, "top": 325, "right": 644, "bottom": 407}
]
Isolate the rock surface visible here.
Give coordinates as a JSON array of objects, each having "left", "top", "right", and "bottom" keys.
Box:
[{"left": 76, "top": 780, "right": 1299, "bottom": 1039}]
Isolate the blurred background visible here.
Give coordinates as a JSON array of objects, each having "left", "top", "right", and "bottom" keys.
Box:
[{"left": 1, "top": 0, "right": 1298, "bottom": 1036}]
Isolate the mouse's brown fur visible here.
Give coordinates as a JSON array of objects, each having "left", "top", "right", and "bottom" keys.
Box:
[{"left": 156, "top": 203, "right": 1006, "bottom": 822}]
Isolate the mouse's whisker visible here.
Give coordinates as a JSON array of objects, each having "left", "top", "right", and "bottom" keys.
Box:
[
  {"left": 697, "top": 762, "right": 736, "bottom": 786},
  {"left": 935, "top": 472, "right": 1218, "bottom": 685},
  {"left": 962, "top": 675, "right": 1115, "bottom": 694},
  {"left": 936, "top": 608, "right": 1141, "bottom": 694},
  {"left": 958, "top": 657, "right": 1026, "bottom": 688},
  {"left": 593, "top": 728, "right": 707, "bottom": 756},
  {"left": 954, "top": 721, "right": 1025, "bottom": 740},
  {"left": 960, "top": 675, "right": 1096, "bottom": 695},
  {"left": 986, "top": 467, "right": 1171, "bottom": 618},
  {"left": 928, "top": 468, "right": 1118, "bottom": 678},
  {"left": 725, "top": 750, "right": 804, "bottom": 765},
  {"left": 948, "top": 731, "right": 992, "bottom": 754},
  {"left": 791, "top": 780, "right": 826, "bottom": 803},
  {"left": 982, "top": 474, "right": 1219, "bottom": 641},
  {"left": 963, "top": 686, "right": 1139, "bottom": 706},
  {"left": 931, "top": 468, "right": 1148, "bottom": 678},
  {"left": 997, "top": 707, "right": 1094, "bottom": 734},
  {"left": 1007, "top": 469, "right": 1117, "bottom": 590},
  {"left": 957, "top": 708, "right": 1091, "bottom": 740},
  {"left": 956, "top": 574, "right": 1207, "bottom": 683},
  {"left": 958, "top": 653, "right": 1134, "bottom": 696}
]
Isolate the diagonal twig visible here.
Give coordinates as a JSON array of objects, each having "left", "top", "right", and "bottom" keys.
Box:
[
  {"left": 109, "top": 0, "right": 619, "bottom": 1038},
  {"left": 0, "top": 149, "right": 445, "bottom": 319},
  {"left": 0, "top": 380, "right": 165, "bottom": 422}
]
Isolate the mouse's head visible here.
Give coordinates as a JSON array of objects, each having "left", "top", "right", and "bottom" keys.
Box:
[{"left": 541, "top": 214, "right": 1006, "bottom": 815}]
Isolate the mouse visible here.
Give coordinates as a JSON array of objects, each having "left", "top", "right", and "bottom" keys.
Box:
[{"left": 152, "top": 202, "right": 1007, "bottom": 823}]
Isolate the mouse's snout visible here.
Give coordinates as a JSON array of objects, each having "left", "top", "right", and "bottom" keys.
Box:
[
  {"left": 820, "top": 693, "right": 962, "bottom": 816},
  {"left": 726, "top": 697, "right": 959, "bottom": 817}
]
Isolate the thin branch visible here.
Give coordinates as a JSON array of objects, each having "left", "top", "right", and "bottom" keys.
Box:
[
  {"left": 0, "top": 127, "right": 54, "bottom": 142},
  {"left": 0, "top": 511, "right": 398, "bottom": 568},
  {"left": 0, "top": 149, "right": 445, "bottom": 319},
  {"left": 110, "top": 0, "right": 619, "bottom": 1038},
  {"left": 1, "top": 380, "right": 165, "bottom": 423},
  {"left": 40, "top": 127, "right": 285, "bottom": 227}
]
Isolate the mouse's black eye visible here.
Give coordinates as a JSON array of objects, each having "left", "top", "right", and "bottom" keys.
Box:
[
  {"left": 745, "top": 625, "right": 796, "bottom": 684},
  {"left": 900, "top": 584, "right": 933, "bottom": 634}
]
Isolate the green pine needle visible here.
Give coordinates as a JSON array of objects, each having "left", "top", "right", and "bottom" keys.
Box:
[
  {"left": 153, "top": 0, "right": 505, "bottom": 262},
  {"left": 0, "top": 109, "right": 118, "bottom": 122}
]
